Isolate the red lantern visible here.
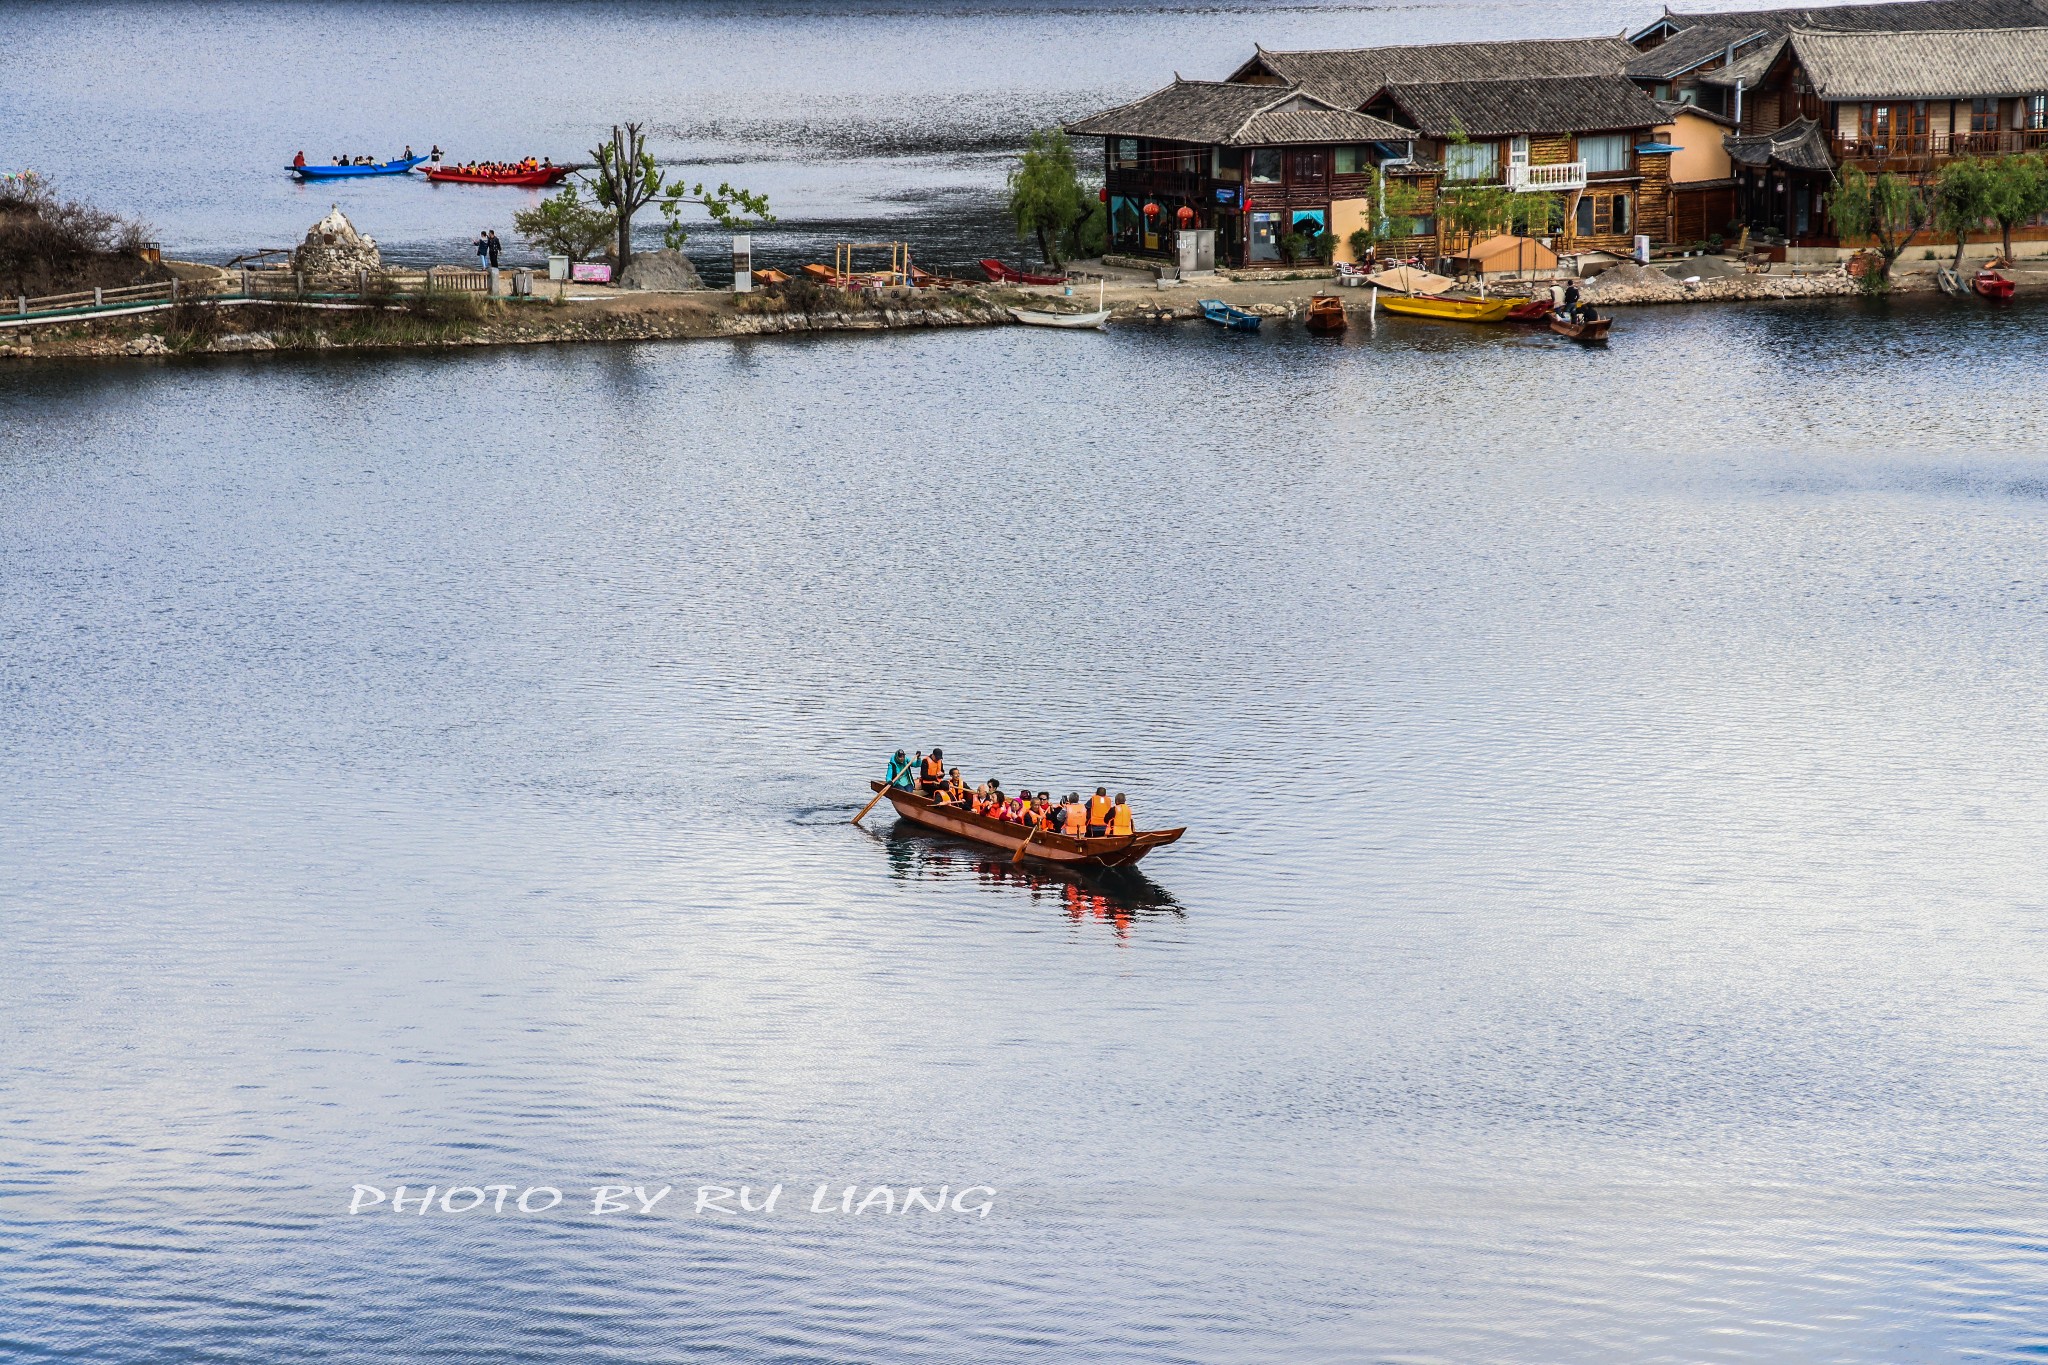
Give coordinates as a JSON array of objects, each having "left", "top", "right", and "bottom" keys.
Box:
[
  {"left": 1098, "top": 187, "right": 1109, "bottom": 203},
  {"left": 1175, "top": 205, "right": 1196, "bottom": 226},
  {"left": 1143, "top": 201, "right": 1160, "bottom": 218}
]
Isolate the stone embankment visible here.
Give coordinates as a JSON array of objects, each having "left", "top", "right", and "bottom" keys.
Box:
[{"left": 1577, "top": 261, "right": 1865, "bottom": 305}]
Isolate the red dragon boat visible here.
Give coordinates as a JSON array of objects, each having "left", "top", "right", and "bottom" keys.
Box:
[
  {"left": 868, "top": 782, "right": 1184, "bottom": 868},
  {"left": 424, "top": 166, "right": 573, "bottom": 187}
]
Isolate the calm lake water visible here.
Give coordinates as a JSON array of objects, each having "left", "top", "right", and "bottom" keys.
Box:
[
  {"left": 9, "top": 2, "right": 2048, "bottom": 1362},
  {"left": 7, "top": 299, "right": 2048, "bottom": 1362}
]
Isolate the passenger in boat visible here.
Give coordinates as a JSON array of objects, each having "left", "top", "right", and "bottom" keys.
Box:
[
  {"left": 293, "top": 150, "right": 306, "bottom": 169},
  {"left": 1108, "top": 794, "right": 1135, "bottom": 838},
  {"left": 1559, "top": 280, "right": 1581, "bottom": 322},
  {"left": 918, "top": 747, "right": 945, "bottom": 795},
  {"left": 884, "top": 750, "right": 914, "bottom": 789},
  {"left": 1061, "top": 795, "right": 1087, "bottom": 838},
  {"left": 431, "top": 144, "right": 443, "bottom": 164},
  {"left": 945, "top": 768, "right": 967, "bottom": 803},
  {"left": 1035, "top": 792, "right": 1055, "bottom": 830},
  {"left": 1085, "top": 787, "right": 1113, "bottom": 838},
  {"left": 404, "top": 145, "right": 415, "bottom": 161}
]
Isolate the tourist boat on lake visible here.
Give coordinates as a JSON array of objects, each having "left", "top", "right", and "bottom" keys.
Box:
[
  {"left": 1377, "top": 294, "right": 1512, "bottom": 324},
  {"left": 424, "top": 165, "right": 573, "bottom": 187},
  {"left": 289, "top": 156, "right": 428, "bottom": 181},
  {"left": 867, "top": 782, "right": 1185, "bottom": 867},
  {"left": 1550, "top": 315, "right": 1612, "bottom": 344},
  {"left": 1974, "top": 269, "right": 2016, "bottom": 300},
  {"left": 1305, "top": 295, "right": 1347, "bottom": 333},
  {"left": 1199, "top": 298, "right": 1261, "bottom": 331}
]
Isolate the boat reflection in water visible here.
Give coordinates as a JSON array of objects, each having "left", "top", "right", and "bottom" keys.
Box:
[{"left": 879, "top": 820, "right": 1183, "bottom": 936}]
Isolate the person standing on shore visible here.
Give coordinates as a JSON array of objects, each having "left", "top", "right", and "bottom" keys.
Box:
[
  {"left": 474, "top": 231, "right": 489, "bottom": 270},
  {"left": 487, "top": 231, "right": 502, "bottom": 269}
]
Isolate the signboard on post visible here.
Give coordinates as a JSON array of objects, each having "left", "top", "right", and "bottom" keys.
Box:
[{"left": 732, "top": 235, "right": 752, "bottom": 293}]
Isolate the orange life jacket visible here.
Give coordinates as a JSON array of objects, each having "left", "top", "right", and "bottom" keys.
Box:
[
  {"left": 920, "top": 754, "right": 943, "bottom": 782},
  {"left": 1109, "top": 803, "right": 1134, "bottom": 836},
  {"left": 1061, "top": 805, "right": 1085, "bottom": 837},
  {"left": 1086, "top": 794, "right": 1113, "bottom": 825}
]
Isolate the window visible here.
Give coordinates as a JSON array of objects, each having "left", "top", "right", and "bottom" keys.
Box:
[
  {"left": 1289, "top": 151, "right": 1327, "bottom": 182},
  {"left": 2030, "top": 95, "right": 2047, "bottom": 130},
  {"left": 1216, "top": 148, "right": 1244, "bottom": 182},
  {"left": 1612, "top": 192, "right": 1631, "bottom": 235},
  {"left": 1250, "top": 150, "right": 1283, "bottom": 183},
  {"left": 1579, "top": 133, "right": 1631, "bottom": 174},
  {"left": 1972, "top": 97, "right": 2000, "bottom": 132},
  {"left": 1334, "top": 145, "right": 1361, "bottom": 174},
  {"left": 1575, "top": 193, "right": 1595, "bottom": 236},
  {"left": 1444, "top": 139, "right": 1497, "bottom": 181},
  {"left": 1574, "top": 191, "right": 1631, "bottom": 236},
  {"left": 1109, "top": 197, "right": 1144, "bottom": 248},
  {"left": 1291, "top": 209, "right": 1327, "bottom": 238},
  {"left": 1654, "top": 82, "right": 1673, "bottom": 100},
  {"left": 1114, "top": 139, "right": 1138, "bottom": 169}
]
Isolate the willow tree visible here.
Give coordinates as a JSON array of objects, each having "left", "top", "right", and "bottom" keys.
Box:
[
  {"left": 587, "top": 122, "right": 773, "bottom": 272},
  {"left": 1828, "top": 166, "right": 1928, "bottom": 283},
  {"left": 1983, "top": 152, "right": 2048, "bottom": 262},
  {"left": 1007, "top": 128, "right": 1093, "bottom": 269},
  {"left": 1934, "top": 157, "right": 1994, "bottom": 268}
]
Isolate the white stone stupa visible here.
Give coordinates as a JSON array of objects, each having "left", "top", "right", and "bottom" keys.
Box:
[{"left": 292, "top": 205, "right": 381, "bottom": 275}]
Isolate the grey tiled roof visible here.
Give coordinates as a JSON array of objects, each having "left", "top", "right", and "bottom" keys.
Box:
[
  {"left": 1662, "top": 0, "right": 2048, "bottom": 33},
  {"left": 1375, "top": 73, "right": 1671, "bottom": 137},
  {"left": 1065, "top": 80, "right": 1413, "bottom": 145},
  {"left": 1784, "top": 24, "right": 2048, "bottom": 98},
  {"left": 1724, "top": 116, "right": 1836, "bottom": 170},
  {"left": 1232, "top": 37, "right": 1637, "bottom": 109},
  {"left": 1627, "top": 23, "right": 1773, "bottom": 77}
]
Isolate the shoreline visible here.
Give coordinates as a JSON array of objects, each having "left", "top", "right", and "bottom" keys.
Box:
[{"left": 3, "top": 254, "right": 2040, "bottom": 363}]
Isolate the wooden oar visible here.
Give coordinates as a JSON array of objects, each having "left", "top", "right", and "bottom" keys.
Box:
[
  {"left": 851, "top": 779, "right": 897, "bottom": 825},
  {"left": 1012, "top": 822, "right": 1039, "bottom": 864}
]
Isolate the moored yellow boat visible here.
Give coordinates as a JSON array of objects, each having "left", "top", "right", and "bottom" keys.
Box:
[{"left": 1377, "top": 294, "right": 1513, "bottom": 324}]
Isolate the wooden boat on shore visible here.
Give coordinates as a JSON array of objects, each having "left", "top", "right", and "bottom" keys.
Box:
[
  {"left": 1550, "top": 315, "right": 1611, "bottom": 344},
  {"left": 869, "top": 782, "right": 1185, "bottom": 867},
  {"left": 1199, "top": 298, "right": 1262, "bottom": 331},
  {"left": 1505, "top": 298, "right": 1555, "bottom": 323},
  {"left": 1377, "top": 294, "right": 1513, "bottom": 324},
  {"left": 1974, "top": 269, "right": 2015, "bottom": 300},
  {"left": 1305, "top": 295, "right": 1347, "bottom": 333},
  {"left": 981, "top": 258, "right": 1066, "bottom": 286},
  {"left": 1011, "top": 306, "right": 1110, "bottom": 328},
  {"left": 290, "top": 156, "right": 427, "bottom": 181},
  {"left": 424, "top": 165, "right": 572, "bottom": 187}
]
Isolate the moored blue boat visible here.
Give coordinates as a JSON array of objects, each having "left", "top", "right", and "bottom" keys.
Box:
[
  {"left": 1198, "top": 298, "right": 1261, "bottom": 332},
  {"left": 290, "top": 156, "right": 428, "bottom": 181}
]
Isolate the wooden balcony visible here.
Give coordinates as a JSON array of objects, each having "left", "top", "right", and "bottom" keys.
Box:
[
  {"left": 1831, "top": 128, "right": 2048, "bottom": 169},
  {"left": 1509, "top": 160, "right": 1588, "bottom": 192}
]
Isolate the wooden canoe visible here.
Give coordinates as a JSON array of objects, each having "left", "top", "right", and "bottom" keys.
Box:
[
  {"left": 1304, "top": 295, "right": 1347, "bottom": 333},
  {"left": 870, "top": 782, "right": 1184, "bottom": 867},
  {"left": 1505, "top": 298, "right": 1554, "bottom": 322},
  {"left": 1377, "top": 294, "right": 1513, "bottom": 324},
  {"left": 1550, "top": 316, "right": 1611, "bottom": 343}
]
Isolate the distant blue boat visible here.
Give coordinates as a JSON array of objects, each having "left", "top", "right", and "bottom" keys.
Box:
[
  {"left": 289, "top": 156, "right": 428, "bottom": 181},
  {"left": 1199, "top": 298, "right": 1261, "bottom": 332}
]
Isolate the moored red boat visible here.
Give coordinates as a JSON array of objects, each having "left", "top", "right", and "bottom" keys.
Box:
[
  {"left": 425, "top": 165, "right": 573, "bottom": 187},
  {"left": 869, "top": 781, "right": 1185, "bottom": 867},
  {"left": 980, "top": 258, "right": 1066, "bottom": 286},
  {"left": 1974, "top": 269, "right": 2015, "bottom": 300},
  {"left": 1505, "top": 298, "right": 1554, "bottom": 323}
]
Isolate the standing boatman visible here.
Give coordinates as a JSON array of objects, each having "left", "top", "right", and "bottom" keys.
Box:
[{"left": 884, "top": 750, "right": 914, "bottom": 789}]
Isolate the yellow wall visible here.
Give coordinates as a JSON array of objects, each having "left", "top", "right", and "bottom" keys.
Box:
[
  {"left": 1330, "top": 196, "right": 1373, "bottom": 263},
  {"left": 1657, "top": 109, "right": 1734, "bottom": 184}
]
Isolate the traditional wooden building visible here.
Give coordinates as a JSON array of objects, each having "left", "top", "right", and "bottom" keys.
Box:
[
  {"left": 1066, "top": 80, "right": 1425, "bottom": 267},
  {"left": 1358, "top": 73, "right": 1676, "bottom": 255},
  {"left": 1624, "top": 0, "right": 2048, "bottom": 117},
  {"left": 1712, "top": 24, "right": 2048, "bottom": 253},
  {"left": 1070, "top": 36, "right": 1707, "bottom": 265}
]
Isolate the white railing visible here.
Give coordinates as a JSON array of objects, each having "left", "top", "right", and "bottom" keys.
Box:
[{"left": 1509, "top": 160, "right": 1587, "bottom": 192}]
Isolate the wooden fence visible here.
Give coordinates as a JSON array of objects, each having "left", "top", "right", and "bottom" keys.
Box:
[{"left": 6, "top": 267, "right": 520, "bottom": 326}]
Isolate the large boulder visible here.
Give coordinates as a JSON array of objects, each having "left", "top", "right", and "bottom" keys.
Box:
[
  {"left": 617, "top": 248, "right": 704, "bottom": 292},
  {"left": 293, "top": 206, "right": 381, "bottom": 276}
]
